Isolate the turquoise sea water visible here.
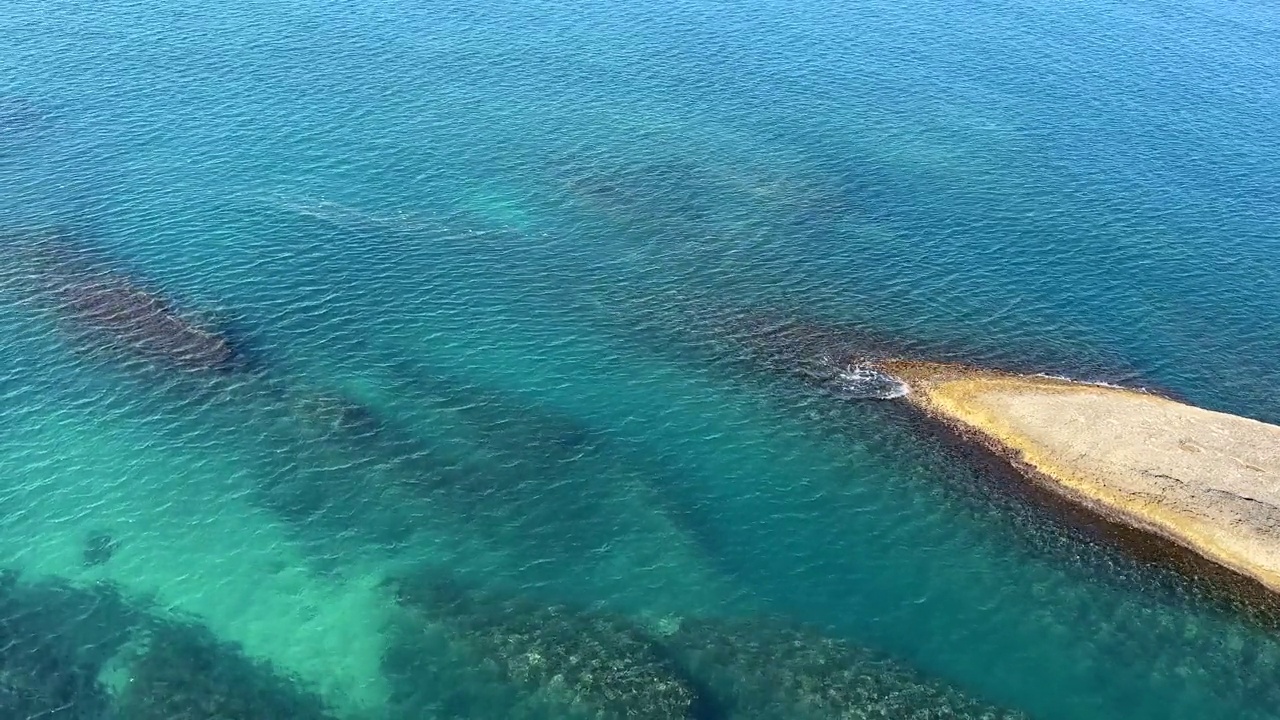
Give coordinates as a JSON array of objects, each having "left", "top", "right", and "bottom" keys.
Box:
[{"left": 2, "top": 0, "right": 1279, "bottom": 718}]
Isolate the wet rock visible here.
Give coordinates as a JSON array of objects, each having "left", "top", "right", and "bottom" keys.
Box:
[
  {"left": 661, "top": 616, "right": 1029, "bottom": 720},
  {"left": 82, "top": 531, "right": 119, "bottom": 567},
  {"left": 386, "top": 574, "right": 705, "bottom": 720},
  {"left": 113, "top": 621, "right": 337, "bottom": 720}
]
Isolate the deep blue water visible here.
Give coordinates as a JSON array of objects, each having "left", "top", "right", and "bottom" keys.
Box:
[{"left": 2, "top": 0, "right": 1280, "bottom": 718}]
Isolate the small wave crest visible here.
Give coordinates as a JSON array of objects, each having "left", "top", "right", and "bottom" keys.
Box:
[{"left": 830, "top": 362, "right": 909, "bottom": 400}]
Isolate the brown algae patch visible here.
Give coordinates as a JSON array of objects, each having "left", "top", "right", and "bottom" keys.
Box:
[{"left": 879, "top": 361, "right": 1280, "bottom": 596}]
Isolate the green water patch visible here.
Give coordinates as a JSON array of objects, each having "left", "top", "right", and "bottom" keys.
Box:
[
  {"left": 253, "top": 350, "right": 745, "bottom": 619},
  {"left": 0, "top": 389, "right": 395, "bottom": 714}
]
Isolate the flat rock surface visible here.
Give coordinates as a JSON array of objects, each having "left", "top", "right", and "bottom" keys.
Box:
[{"left": 882, "top": 361, "right": 1280, "bottom": 595}]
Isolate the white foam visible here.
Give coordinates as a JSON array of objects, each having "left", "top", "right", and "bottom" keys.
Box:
[{"left": 834, "top": 363, "right": 910, "bottom": 400}]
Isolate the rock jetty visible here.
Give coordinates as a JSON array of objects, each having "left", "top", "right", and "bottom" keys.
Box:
[{"left": 881, "top": 360, "right": 1280, "bottom": 596}]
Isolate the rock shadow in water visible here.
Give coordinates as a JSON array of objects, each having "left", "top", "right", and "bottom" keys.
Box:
[
  {"left": 559, "top": 158, "right": 721, "bottom": 226},
  {"left": 272, "top": 363, "right": 623, "bottom": 556},
  {"left": 375, "top": 362, "right": 733, "bottom": 588},
  {"left": 245, "top": 394, "right": 427, "bottom": 551}
]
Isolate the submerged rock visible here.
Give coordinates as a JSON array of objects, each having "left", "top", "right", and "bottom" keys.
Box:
[
  {"left": 0, "top": 636, "right": 108, "bottom": 720},
  {"left": 0, "top": 567, "right": 335, "bottom": 720},
  {"left": 280, "top": 385, "right": 386, "bottom": 441},
  {"left": 0, "top": 571, "right": 139, "bottom": 720},
  {"left": 662, "top": 616, "right": 1028, "bottom": 720},
  {"left": 9, "top": 235, "right": 240, "bottom": 372},
  {"left": 82, "top": 530, "right": 119, "bottom": 567},
  {"left": 113, "top": 621, "right": 337, "bottom": 720},
  {"left": 386, "top": 574, "right": 706, "bottom": 720}
]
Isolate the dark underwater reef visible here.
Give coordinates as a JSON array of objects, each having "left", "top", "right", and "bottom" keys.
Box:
[
  {"left": 216, "top": 352, "right": 720, "bottom": 595},
  {"left": 0, "top": 231, "right": 1038, "bottom": 719},
  {"left": 382, "top": 570, "right": 1029, "bottom": 720},
  {"left": 0, "top": 571, "right": 134, "bottom": 720},
  {"left": 358, "top": 363, "right": 664, "bottom": 548},
  {"left": 2, "top": 565, "right": 1031, "bottom": 720},
  {"left": 4, "top": 232, "right": 243, "bottom": 373},
  {"left": 384, "top": 572, "right": 709, "bottom": 720},
  {"left": 248, "top": 365, "right": 645, "bottom": 565},
  {"left": 0, "top": 569, "right": 336, "bottom": 720},
  {"left": 112, "top": 620, "right": 336, "bottom": 720},
  {"left": 664, "top": 616, "right": 1028, "bottom": 720}
]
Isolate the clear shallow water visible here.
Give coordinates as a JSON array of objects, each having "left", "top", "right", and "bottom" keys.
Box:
[{"left": 2, "top": 0, "right": 1280, "bottom": 718}]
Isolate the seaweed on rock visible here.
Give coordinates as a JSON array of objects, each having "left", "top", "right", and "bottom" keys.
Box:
[
  {"left": 385, "top": 574, "right": 707, "bottom": 720},
  {"left": 661, "top": 616, "right": 1028, "bottom": 720},
  {"left": 113, "top": 620, "right": 338, "bottom": 720}
]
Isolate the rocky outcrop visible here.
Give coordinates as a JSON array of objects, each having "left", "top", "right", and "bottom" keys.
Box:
[{"left": 882, "top": 360, "right": 1280, "bottom": 598}]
